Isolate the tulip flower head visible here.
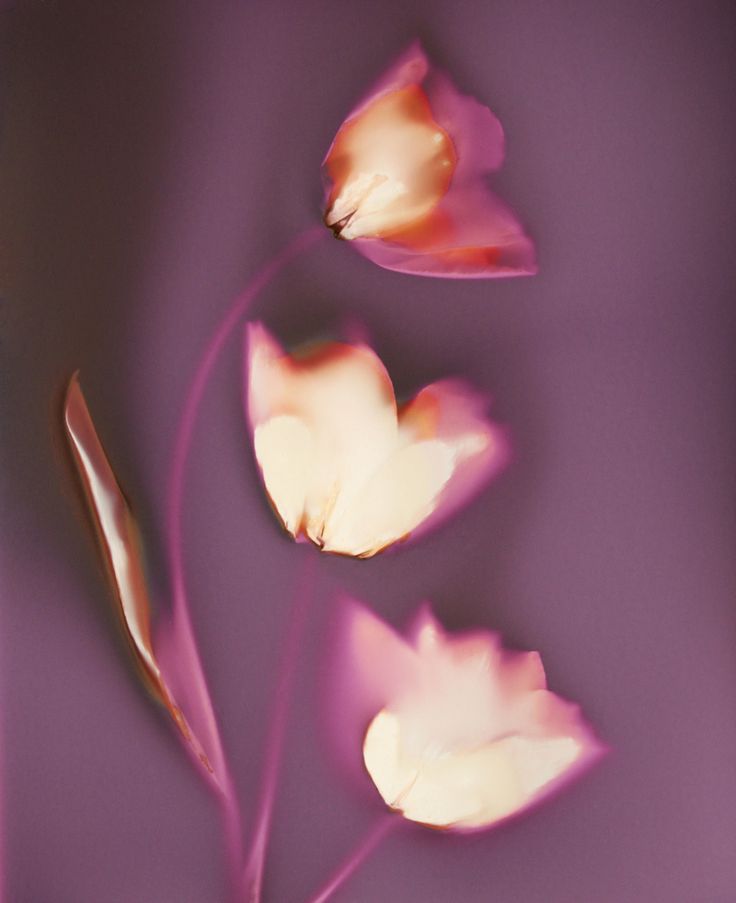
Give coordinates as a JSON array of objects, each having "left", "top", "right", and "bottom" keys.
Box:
[
  {"left": 246, "top": 322, "right": 508, "bottom": 558},
  {"left": 344, "top": 601, "right": 603, "bottom": 831},
  {"left": 322, "top": 41, "right": 536, "bottom": 278}
]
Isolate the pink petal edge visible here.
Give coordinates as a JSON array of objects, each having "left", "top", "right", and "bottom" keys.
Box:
[{"left": 399, "top": 378, "right": 511, "bottom": 544}]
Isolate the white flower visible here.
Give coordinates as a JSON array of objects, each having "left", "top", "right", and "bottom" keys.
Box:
[
  {"left": 246, "top": 323, "right": 507, "bottom": 558},
  {"left": 345, "top": 601, "right": 604, "bottom": 830}
]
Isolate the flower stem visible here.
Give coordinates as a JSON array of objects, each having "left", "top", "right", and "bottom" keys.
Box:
[
  {"left": 243, "top": 550, "right": 318, "bottom": 903},
  {"left": 222, "top": 798, "right": 247, "bottom": 903},
  {"left": 166, "top": 225, "right": 325, "bottom": 629},
  {"left": 304, "top": 816, "right": 398, "bottom": 903},
  {"left": 164, "top": 225, "right": 325, "bottom": 900}
]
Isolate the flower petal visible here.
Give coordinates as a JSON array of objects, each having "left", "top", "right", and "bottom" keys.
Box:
[
  {"left": 338, "top": 40, "right": 430, "bottom": 123},
  {"left": 323, "top": 85, "right": 457, "bottom": 240},
  {"left": 246, "top": 323, "right": 399, "bottom": 550},
  {"left": 364, "top": 710, "right": 587, "bottom": 829},
  {"left": 343, "top": 597, "right": 420, "bottom": 708},
  {"left": 253, "top": 415, "right": 315, "bottom": 536},
  {"left": 322, "top": 439, "right": 456, "bottom": 556},
  {"left": 352, "top": 188, "right": 536, "bottom": 278},
  {"left": 425, "top": 66, "right": 505, "bottom": 180},
  {"left": 397, "top": 379, "right": 509, "bottom": 540}
]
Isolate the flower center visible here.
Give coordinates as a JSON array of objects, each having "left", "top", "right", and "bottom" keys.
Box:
[{"left": 324, "top": 86, "right": 456, "bottom": 240}]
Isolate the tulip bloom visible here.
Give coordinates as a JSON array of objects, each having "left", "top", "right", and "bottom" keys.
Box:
[
  {"left": 322, "top": 41, "right": 536, "bottom": 278},
  {"left": 344, "top": 601, "right": 603, "bottom": 831},
  {"left": 245, "top": 322, "right": 508, "bottom": 558}
]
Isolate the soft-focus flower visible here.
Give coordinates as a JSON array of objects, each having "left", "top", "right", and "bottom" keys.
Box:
[
  {"left": 245, "top": 322, "right": 508, "bottom": 558},
  {"left": 322, "top": 41, "right": 536, "bottom": 278},
  {"left": 343, "top": 601, "right": 603, "bottom": 831}
]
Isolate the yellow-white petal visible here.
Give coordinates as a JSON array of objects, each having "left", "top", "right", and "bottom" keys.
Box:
[
  {"left": 322, "top": 440, "right": 456, "bottom": 557},
  {"left": 253, "top": 415, "right": 314, "bottom": 536},
  {"left": 364, "top": 709, "right": 584, "bottom": 829}
]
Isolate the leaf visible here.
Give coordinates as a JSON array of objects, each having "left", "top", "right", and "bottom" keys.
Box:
[{"left": 63, "top": 373, "right": 219, "bottom": 785}]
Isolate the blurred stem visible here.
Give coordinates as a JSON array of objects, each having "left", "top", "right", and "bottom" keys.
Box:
[
  {"left": 242, "top": 550, "right": 318, "bottom": 903},
  {"left": 304, "top": 816, "right": 398, "bottom": 903},
  {"left": 165, "top": 225, "right": 325, "bottom": 901},
  {"left": 166, "top": 225, "right": 325, "bottom": 630}
]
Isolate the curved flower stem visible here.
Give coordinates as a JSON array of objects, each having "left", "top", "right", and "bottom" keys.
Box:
[
  {"left": 242, "top": 550, "right": 318, "bottom": 903},
  {"left": 304, "top": 816, "right": 399, "bottom": 903},
  {"left": 222, "top": 799, "right": 247, "bottom": 903},
  {"left": 164, "top": 225, "right": 325, "bottom": 900},
  {"left": 166, "top": 225, "right": 325, "bottom": 633}
]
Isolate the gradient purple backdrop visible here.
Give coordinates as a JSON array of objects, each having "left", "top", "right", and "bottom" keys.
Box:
[{"left": 2, "top": 2, "right": 735, "bottom": 901}]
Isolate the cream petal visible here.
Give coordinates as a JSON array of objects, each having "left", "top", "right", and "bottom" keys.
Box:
[
  {"left": 246, "top": 321, "right": 288, "bottom": 426},
  {"left": 291, "top": 351, "right": 398, "bottom": 538},
  {"left": 364, "top": 705, "right": 591, "bottom": 831},
  {"left": 247, "top": 324, "right": 399, "bottom": 544},
  {"left": 364, "top": 711, "right": 527, "bottom": 828},
  {"left": 247, "top": 323, "right": 396, "bottom": 434},
  {"left": 253, "top": 416, "right": 314, "bottom": 536},
  {"left": 399, "top": 616, "right": 519, "bottom": 750},
  {"left": 363, "top": 710, "right": 418, "bottom": 814},
  {"left": 322, "top": 440, "right": 455, "bottom": 557}
]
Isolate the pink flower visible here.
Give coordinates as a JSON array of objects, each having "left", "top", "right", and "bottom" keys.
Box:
[
  {"left": 245, "top": 322, "right": 508, "bottom": 558},
  {"left": 322, "top": 41, "right": 537, "bottom": 279},
  {"left": 343, "top": 600, "right": 604, "bottom": 831}
]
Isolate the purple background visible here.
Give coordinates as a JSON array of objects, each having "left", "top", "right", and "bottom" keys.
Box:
[{"left": 2, "top": 2, "right": 736, "bottom": 901}]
